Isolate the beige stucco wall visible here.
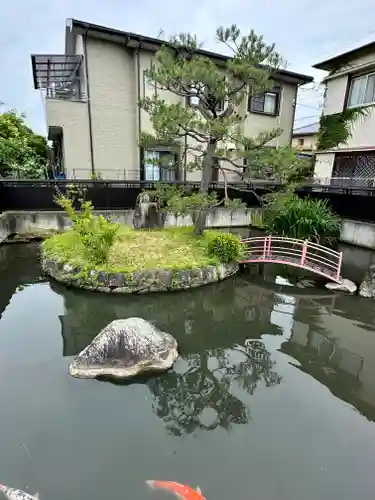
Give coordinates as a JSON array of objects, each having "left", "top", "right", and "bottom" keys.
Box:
[
  {"left": 46, "top": 99, "right": 92, "bottom": 178},
  {"left": 323, "top": 76, "right": 348, "bottom": 115},
  {"left": 136, "top": 48, "right": 298, "bottom": 182},
  {"left": 242, "top": 83, "right": 297, "bottom": 146},
  {"left": 187, "top": 81, "right": 298, "bottom": 182},
  {"left": 46, "top": 33, "right": 301, "bottom": 181},
  {"left": 86, "top": 37, "right": 139, "bottom": 179},
  {"left": 292, "top": 134, "right": 317, "bottom": 152},
  {"left": 322, "top": 50, "right": 375, "bottom": 151},
  {"left": 331, "top": 52, "right": 375, "bottom": 79}
]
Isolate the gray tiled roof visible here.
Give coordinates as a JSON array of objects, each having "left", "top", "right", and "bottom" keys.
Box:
[{"left": 293, "top": 122, "right": 320, "bottom": 135}]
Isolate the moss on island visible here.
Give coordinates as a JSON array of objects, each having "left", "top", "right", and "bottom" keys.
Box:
[{"left": 41, "top": 227, "right": 241, "bottom": 293}]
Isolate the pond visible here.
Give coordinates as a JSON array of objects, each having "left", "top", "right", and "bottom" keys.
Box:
[{"left": 1, "top": 242, "right": 375, "bottom": 500}]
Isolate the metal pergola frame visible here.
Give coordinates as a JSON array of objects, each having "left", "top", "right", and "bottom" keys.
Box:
[{"left": 31, "top": 54, "right": 83, "bottom": 90}]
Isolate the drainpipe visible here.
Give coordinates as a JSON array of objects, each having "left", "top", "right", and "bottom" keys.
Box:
[
  {"left": 183, "top": 135, "right": 187, "bottom": 181},
  {"left": 83, "top": 29, "right": 95, "bottom": 175},
  {"left": 290, "top": 82, "right": 302, "bottom": 146},
  {"left": 136, "top": 43, "right": 142, "bottom": 180}
]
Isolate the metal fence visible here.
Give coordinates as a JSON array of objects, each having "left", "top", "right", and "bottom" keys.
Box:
[
  {"left": 2, "top": 178, "right": 375, "bottom": 222},
  {"left": 0, "top": 179, "right": 277, "bottom": 212},
  {"left": 313, "top": 176, "right": 375, "bottom": 187}
]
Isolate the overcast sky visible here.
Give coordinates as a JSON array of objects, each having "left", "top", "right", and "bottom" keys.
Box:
[{"left": 1, "top": 0, "right": 374, "bottom": 135}]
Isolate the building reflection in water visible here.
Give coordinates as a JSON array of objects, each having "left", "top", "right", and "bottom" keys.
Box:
[{"left": 54, "top": 271, "right": 375, "bottom": 430}]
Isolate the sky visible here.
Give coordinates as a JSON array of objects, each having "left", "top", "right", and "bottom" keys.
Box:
[{"left": 1, "top": 0, "right": 375, "bottom": 135}]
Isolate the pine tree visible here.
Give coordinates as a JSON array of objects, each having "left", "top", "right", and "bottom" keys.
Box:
[{"left": 139, "top": 25, "right": 299, "bottom": 234}]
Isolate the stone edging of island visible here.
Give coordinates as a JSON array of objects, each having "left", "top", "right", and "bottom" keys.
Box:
[{"left": 41, "top": 257, "right": 239, "bottom": 293}]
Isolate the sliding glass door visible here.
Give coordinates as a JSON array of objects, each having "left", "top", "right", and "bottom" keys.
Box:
[{"left": 144, "top": 150, "right": 176, "bottom": 181}]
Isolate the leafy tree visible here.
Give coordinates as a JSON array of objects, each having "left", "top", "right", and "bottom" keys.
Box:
[
  {"left": 139, "top": 25, "right": 295, "bottom": 234},
  {"left": 0, "top": 110, "right": 48, "bottom": 178}
]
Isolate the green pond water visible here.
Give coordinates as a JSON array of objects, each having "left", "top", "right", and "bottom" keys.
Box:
[{"left": 1, "top": 242, "right": 375, "bottom": 500}]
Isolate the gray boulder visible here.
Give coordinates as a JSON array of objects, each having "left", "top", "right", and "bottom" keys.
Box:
[
  {"left": 69, "top": 317, "right": 178, "bottom": 379},
  {"left": 325, "top": 278, "right": 357, "bottom": 294},
  {"left": 359, "top": 265, "right": 375, "bottom": 298},
  {"left": 296, "top": 279, "right": 316, "bottom": 289}
]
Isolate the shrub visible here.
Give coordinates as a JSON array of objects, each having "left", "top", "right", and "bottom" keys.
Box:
[
  {"left": 264, "top": 195, "right": 341, "bottom": 245},
  {"left": 55, "top": 194, "right": 119, "bottom": 264},
  {"left": 207, "top": 232, "right": 242, "bottom": 263}
]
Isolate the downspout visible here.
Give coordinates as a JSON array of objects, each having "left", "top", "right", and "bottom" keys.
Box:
[
  {"left": 83, "top": 29, "right": 95, "bottom": 175},
  {"left": 136, "top": 42, "right": 143, "bottom": 180},
  {"left": 183, "top": 135, "right": 187, "bottom": 181},
  {"left": 290, "top": 82, "right": 302, "bottom": 146}
]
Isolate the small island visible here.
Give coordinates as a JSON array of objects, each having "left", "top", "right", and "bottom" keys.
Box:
[{"left": 41, "top": 196, "right": 241, "bottom": 293}]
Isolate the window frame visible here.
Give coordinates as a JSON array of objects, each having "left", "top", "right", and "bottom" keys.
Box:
[
  {"left": 142, "top": 149, "right": 177, "bottom": 182},
  {"left": 347, "top": 71, "right": 375, "bottom": 109},
  {"left": 248, "top": 86, "right": 281, "bottom": 116},
  {"left": 187, "top": 84, "right": 226, "bottom": 113},
  {"left": 187, "top": 89, "right": 200, "bottom": 108}
]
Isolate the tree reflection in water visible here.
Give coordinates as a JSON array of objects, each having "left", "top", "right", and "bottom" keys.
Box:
[{"left": 148, "top": 339, "right": 281, "bottom": 436}]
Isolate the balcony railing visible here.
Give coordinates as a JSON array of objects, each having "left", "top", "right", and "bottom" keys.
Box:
[
  {"left": 313, "top": 177, "right": 375, "bottom": 187},
  {"left": 46, "top": 85, "right": 87, "bottom": 102}
]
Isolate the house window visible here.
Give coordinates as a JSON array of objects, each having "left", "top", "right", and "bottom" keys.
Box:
[
  {"left": 298, "top": 138, "right": 304, "bottom": 146},
  {"left": 348, "top": 72, "right": 375, "bottom": 108},
  {"left": 144, "top": 150, "right": 176, "bottom": 181},
  {"left": 216, "top": 99, "right": 224, "bottom": 112},
  {"left": 248, "top": 87, "right": 281, "bottom": 115},
  {"left": 187, "top": 87, "right": 200, "bottom": 107},
  {"left": 187, "top": 85, "right": 225, "bottom": 112},
  {"left": 143, "top": 70, "right": 156, "bottom": 97}
]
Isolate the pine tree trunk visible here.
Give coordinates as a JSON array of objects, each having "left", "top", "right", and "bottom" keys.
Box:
[{"left": 194, "top": 141, "right": 216, "bottom": 235}]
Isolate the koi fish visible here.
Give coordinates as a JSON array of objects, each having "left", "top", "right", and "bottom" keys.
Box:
[
  {"left": 0, "top": 483, "right": 39, "bottom": 500},
  {"left": 146, "top": 480, "right": 205, "bottom": 500}
]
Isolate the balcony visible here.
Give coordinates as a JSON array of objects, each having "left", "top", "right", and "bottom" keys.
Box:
[{"left": 31, "top": 54, "right": 86, "bottom": 102}]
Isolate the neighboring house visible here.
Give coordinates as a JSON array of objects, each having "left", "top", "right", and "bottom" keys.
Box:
[
  {"left": 292, "top": 122, "right": 319, "bottom": 155},
  {"left": 313, "top": 42, "right": 375, "bottom": 184},
  {"left": 31, "top": 19, "right": 313, "bottom": 180}
]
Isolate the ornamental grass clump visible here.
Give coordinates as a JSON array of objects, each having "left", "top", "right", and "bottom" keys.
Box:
[{"left": 264, "top": 194, "right": 341, "bottom": 246}]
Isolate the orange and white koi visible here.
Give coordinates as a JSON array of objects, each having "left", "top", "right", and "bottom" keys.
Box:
[{"left": 146, "top": 480, "right": 206, "bottom": 500}]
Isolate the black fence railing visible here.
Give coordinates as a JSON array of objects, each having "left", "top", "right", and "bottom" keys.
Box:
[
  {"left": 2, "top": 179, "right": 375, "bottom": 223},
  {"left": 0, "top": 179, "right": 281, "bottom": 212}
]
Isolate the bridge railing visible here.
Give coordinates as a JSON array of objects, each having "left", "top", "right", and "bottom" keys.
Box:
[{"left": 240, "top": 236, "right": 342, "bottom": 282}]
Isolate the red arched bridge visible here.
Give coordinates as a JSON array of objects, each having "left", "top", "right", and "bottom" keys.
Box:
[{"left": 239, "top": 236, "right": 343, "bottom": 283}]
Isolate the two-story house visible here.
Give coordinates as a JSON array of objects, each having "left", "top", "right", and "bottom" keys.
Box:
[
  {"left": 31, "top": 19, "right": 313, "bottom": 180},
  {"left": 314, "top": 42, "right": 375, "bottom": 185},
  {"left": 292, "top": 122, "right": 319, "bottom": 156}
]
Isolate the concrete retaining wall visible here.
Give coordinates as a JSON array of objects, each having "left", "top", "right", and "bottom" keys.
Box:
[
  {"left": 0, "top": 208, "right": 258, "bottom": 236},
  {"left": 0, "top": 212, "right": 12, "bottom": 243},
  {"left": 2, "top": 209, "right": 375, "bottom": 250},
  {"left": 340, "top": 219, "right": 375, "bottom": 249}
]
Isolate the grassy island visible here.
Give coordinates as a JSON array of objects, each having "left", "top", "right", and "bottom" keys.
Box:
[{"left": 42, "top": 226, "right": 233, "bottom": 274}]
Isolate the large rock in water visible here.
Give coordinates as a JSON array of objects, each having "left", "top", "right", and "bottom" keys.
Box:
[
  {"left": 359, "top": 265, "right": 375, "bottom": 298},
  {"left": 69, "top": 318, "right": 178, "bottom": 379},
  {"left": 325, "top": 278, "right": 357, "bottom": 294}
]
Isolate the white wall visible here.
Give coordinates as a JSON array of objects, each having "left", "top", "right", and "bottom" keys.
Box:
[
  {"left": 322, "top": 50, "right": 375, "bottom": 151},
  {"left": 314, "top": 152, "right": 335, "bottom": 179}
]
